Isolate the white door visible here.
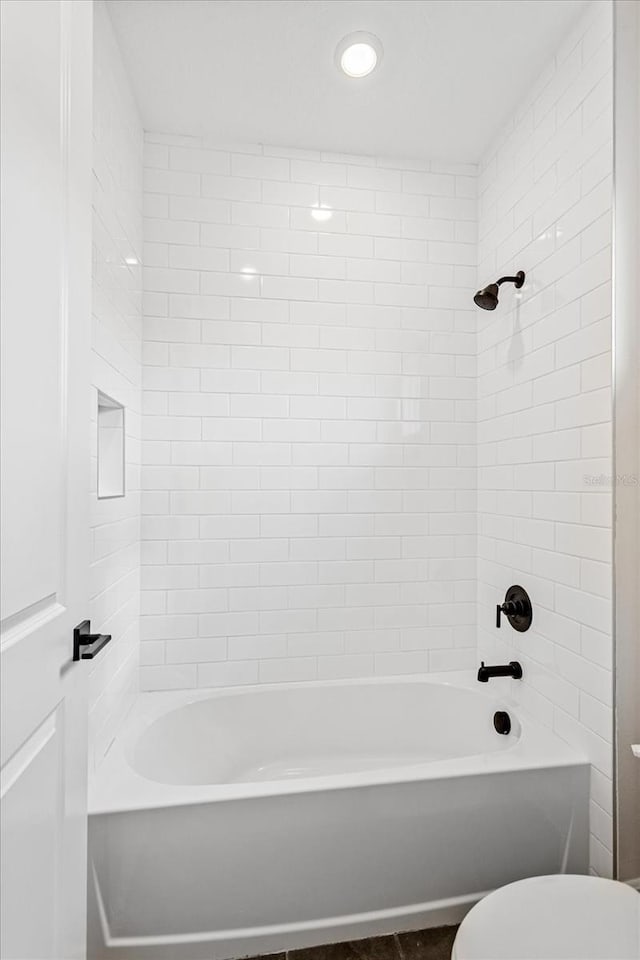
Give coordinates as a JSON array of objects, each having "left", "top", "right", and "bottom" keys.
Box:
[{"left": 1, "top": 1, "right": 93, "bottom": 958}]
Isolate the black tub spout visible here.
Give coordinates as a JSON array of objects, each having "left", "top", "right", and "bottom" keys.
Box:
[{"left": 477, "top": 660, "right": 523, "bottom": 682}]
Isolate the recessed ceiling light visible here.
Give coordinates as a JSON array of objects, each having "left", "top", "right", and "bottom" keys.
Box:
[{"left": 335, "top": 32, "right": 383, "bottom": 79}]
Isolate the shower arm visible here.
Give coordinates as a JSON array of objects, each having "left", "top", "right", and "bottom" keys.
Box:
[{"left": 496, "top": 271, "right": 525, "bottom": 289}]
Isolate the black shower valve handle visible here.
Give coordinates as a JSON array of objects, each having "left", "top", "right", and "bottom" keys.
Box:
[
  {"left": 495, "top": 585, "right": 533, "bottom": 633},
  {"left": 495, "top": 601, "right": 511, "bottom": 628},
  {"left": 497, "top": 599, "right": 511, "bottom": 627},
  {"left": 497, "top": 597, "right": 524, "bottom": 627}
]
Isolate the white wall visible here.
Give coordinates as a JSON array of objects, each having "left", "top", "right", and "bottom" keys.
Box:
[
  {"left": 88, "top": 1, "right": 143, "bottom": 774},
  {"left": 139, "top": 139, "right": 478, "bottom": 689},
  {"left": 476, "top": 1, "right": 614, "bottom": 876}
]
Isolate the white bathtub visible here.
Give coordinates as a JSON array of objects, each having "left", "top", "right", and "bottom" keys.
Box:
[{"left": 88, "top": 673, "right": 589, "bottom": 960}]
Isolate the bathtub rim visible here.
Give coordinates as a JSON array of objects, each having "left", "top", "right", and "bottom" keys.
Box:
[{"left": 89, "top": 671, "right": 588, "bottom": 815}]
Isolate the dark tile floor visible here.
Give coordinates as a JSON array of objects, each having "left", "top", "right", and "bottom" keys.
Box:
[{"left": 250, "top": 927, "right": 458, "bottom": 960}]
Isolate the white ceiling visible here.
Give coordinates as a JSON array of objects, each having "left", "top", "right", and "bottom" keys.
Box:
[{"left": 107, "top": 0, "right": 588, "bottom": 162}]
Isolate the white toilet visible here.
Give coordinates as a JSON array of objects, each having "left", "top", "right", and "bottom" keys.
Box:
[{"left": 452, "top": 875, "right": 640, "bottom": 960}]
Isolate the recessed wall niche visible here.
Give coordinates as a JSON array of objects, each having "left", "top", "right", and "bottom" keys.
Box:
[{"left": 97, "top": 391, "right": 125, "bottom": 499}]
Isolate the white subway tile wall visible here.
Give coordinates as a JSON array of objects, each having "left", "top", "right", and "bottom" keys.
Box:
[
  {"left": 88, "top": 1, "right": 143, "bottom": 775},
  {"left": 476, "top": 2, "right": 613, "bottom": 876},
  {"left": 140, "top": 136, "right": 478, "bottom": 691}
]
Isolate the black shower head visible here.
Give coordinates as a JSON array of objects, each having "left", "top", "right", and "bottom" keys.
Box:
[
  {"left": 474, "top": 283, "right": 500, "bottom": 310},
  {"left": 474, "top": 270, "right": 525, "bottom": 310}
]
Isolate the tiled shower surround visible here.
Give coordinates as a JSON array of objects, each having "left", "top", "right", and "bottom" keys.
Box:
[
  {"left": 476, "top": 1, "right": 614, "bottom": 876},
  {"left": 136, "top": 2, "right": 613, "bottom": 873},
  {"left": 140, "top": 143, "right": 479, "bottom": 688}
]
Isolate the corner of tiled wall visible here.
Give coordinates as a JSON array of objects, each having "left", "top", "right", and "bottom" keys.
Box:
[{"left": 88, "top": 0, "right": 143, "bottom": 776}]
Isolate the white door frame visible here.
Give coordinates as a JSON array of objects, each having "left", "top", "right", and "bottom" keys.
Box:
[{"left": 613, "top": 0, "right": 640, "bottom": 885}]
